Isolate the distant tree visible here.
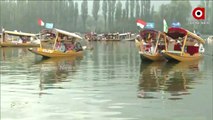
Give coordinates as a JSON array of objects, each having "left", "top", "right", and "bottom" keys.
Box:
[
  {"left": 81, "top": 0, "right": 88, "bottom": 31},
  {"left": 115, "top": 1, "right": 122, "bottom": 31},
  {"left": 135, "top": 1, "right": 140, "bottom": 18},
  {"left": 158, "top": 1, "right": 191, "bottom": 31},
  {"left": 130, "top": 0, "right": 135, "bottom": 18},
  {"left": 125, "top": 0, "right": 129, "bottom": 19},
  {"left": 150, "top": 5, "right": 154, "bottom": 20},
  {"left": 122, "top": 9, "right": 126, "bottom": 19},
  {"left": 102, "top": 0, "right": 107, "bottom": 31},
  {"left": 74, "top": 2, "right": 79, "bottom": 30},
  {"left": 111, "top": 0, "right": 116, "bottom": 30},
  {"left": 144, "top": 0, "right": 151, "bottom": 21},
  {"left": 211, "top": 1, "right": 213, "bottom": 31},
  {"left": 67, "top": 0, "right": 74, "bottom": 30},
  {"left": 140, "top": 1, "right": 145, "bottom": 18},
  {"left": 115, "top": 1, "right": 122, "bottom": 21},
  {"left": 108, "top": 1, "right": 112, "bottom": 31},
  {"left": 92, "top": 0, "right": 100, "bottom": 31}
]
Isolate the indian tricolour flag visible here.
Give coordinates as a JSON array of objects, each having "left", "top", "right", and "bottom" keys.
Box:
[
  {"left": 38, "top": 18, "right": 45, "bottom": 26},
  {"left": 136, "top": 19, "right": 147, "bottom": 29},
  {"left": 163, "top": 19, "right": 168, "bottom": 33}
]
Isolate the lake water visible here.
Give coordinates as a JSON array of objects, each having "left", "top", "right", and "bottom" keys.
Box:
[{"left": 1, "top": 41, "right": 212, "bottom": 120}]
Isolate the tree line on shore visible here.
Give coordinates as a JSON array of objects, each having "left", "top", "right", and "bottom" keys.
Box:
[{"left": 0, "top": 0, "right": 212, "bottom": 34}]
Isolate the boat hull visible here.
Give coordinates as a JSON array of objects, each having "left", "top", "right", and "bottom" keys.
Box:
[
  {"left": 123, "top": 38, "right": 136, "bottom": 41},
  {"left": 0, "top": 42, "right": 39, "bottom": 47},
  {"left": 28, "top": 48, "right": 83, "bottom": 58},
  {"left": 140, "top": 52, "right": 165, "bottom": 62},
  {"left": 103, "top": 39, "right": 121, "bottom": 41},
  {"left": 162, "top": 51, "right": 203, "bottom": 62}
]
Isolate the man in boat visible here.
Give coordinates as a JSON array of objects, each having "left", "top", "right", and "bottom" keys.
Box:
[
  {"left": 56, "top": 36, "right": 66, "bottom": 52},
  {"left": 74, "top": 40, "right": 83, "bottom": 52},
  {"left": 65, "top": 38, "right": 75, "bottom": 51}
]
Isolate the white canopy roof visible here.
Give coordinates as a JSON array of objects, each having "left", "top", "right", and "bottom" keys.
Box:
[
  {"left": 4, "top": 30, "right": 36, "bottom": 37},
  {"left": 54, "top": 28, "right": 82, "bottom": 39}
]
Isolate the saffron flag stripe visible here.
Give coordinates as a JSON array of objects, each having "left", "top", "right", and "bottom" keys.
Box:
[
  {"left": 38, "top": 18, "right": 45, "bottom": 26},
  {"left": 136, "top": 19, "right": 147, "bottom": 29}
]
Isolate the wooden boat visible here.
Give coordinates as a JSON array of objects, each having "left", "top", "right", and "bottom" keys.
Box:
[
  {"left": 119, "top": 32, "right": 136, "bottom": 41},
  {"left": 206, "top": 36, "right": 213, "bottom": 44},
  {"left": 135, "top": 29, "right": 168, "bottom": 62},
  {"left": 101, "top": 33, "right": 121, "bottom": 41},
  {"left": 0, "top": 30, "right": 39, "bottom": 47},
  {"left": 84, "top": 32, "right": 98, "bottom": 41},
  {"left": 162, "top": 27, "right": 205, "bottom": 62},
  {"left": 28, "top": 28, "right": 85, "bottom": 58}
]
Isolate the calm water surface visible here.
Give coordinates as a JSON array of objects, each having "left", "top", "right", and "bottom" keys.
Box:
[{"left": 1, "top": 41, "right": 212, "bottom": 120}]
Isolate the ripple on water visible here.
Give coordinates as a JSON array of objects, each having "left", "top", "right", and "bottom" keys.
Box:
[{"left": 1, "top": 43, "right": 212, "bottom": 120}]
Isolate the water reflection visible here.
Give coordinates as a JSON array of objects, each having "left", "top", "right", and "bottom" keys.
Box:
[
  {"left": 0, "top": 47, "right": 29, "bottom": 61},
  {"left": 34, "top": 57, "right": 83, "bottom": 91},
  {"left": 1, "top": 43, "right": 212, "bottom": 120},
  {"left": 138, "top": 61, "right": 202, "bottom": 100}
]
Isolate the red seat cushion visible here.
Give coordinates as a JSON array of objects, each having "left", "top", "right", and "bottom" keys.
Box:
[
  {"left": 174, "top": 44, "right": 181, "bottom": 51},
  {"left": 187, "top": 46, "right": 199, "bottom": 55}
]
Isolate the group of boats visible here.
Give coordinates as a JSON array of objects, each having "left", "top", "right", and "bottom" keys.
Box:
[
  {"left": 0, "top": 28, "right": 85, "bottom": 58},
  {"left": 0, "top": 26, "right": 207, "bottom": 62},
  {"left": 85, "top": 32, "right": 136, "bottom": 41},
  {"left": 135, "top": 27, "right": 206, "bottom": 62}
]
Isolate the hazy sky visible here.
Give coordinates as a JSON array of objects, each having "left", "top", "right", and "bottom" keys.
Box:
[{"left": 77, "top": 0, "right": 201, "bottom": 16}]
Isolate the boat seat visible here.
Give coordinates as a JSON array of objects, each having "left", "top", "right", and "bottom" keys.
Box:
[
  {"left": 145, "top": 44, "right": 152, "bottom": 51},
  {"left": 158, "top": 45, "right": 165, "bottom": 50},
  {"left": 65, "top": 44, "right": 75, "bottom": 50},
  {"left": 187, "top": 46, "right": 199, "bottom": 55},
  {"left": 174, "top": 44, "right": 181, "bottom": 51},
  {"left": 166, "top": 51, "right": 182, "bottom": 55}
]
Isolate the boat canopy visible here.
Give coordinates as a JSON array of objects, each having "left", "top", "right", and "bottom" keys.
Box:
[
  {"left": 3, "top": 30, "right": 36, "bottom": 37},
  {"left": 166, "top": 27, "right": 205, "bottom": 44},
  {"left": 140, "top": 29, "right": 159, "bottom": 40},
  {"left": 119, "top": 33, "right": 130, "bottom": 36},
  {"left": 54, "top": 28, "right": 82, "bottom": 40}
]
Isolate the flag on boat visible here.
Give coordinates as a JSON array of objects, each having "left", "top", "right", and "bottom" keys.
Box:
[
  {"left": 38, "top": 18, "right": 45, "bottom": 26},
  {"left": 145, "top": 22, "right": 155, "bottom": 29},
  {"left": 136, "top": 19, "right": 147, "bottom": 29},
  {"left": 172, "top": 22, "right": 181, "bottom": 27},
  {"left": 45, "top": 23, "right": 54, "bottom": 29},
  {"left": 163, "top": 19, "right": 168, "bottom": 33}
]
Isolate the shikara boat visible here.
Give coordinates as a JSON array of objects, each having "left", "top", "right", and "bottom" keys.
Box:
[
  {"left": 135, "top": 29, "right": 168, "bottom": 62},
  {"left": 102, "top": 33, "right": 121, "bottom": 41},
  {"left": 85, "top": 32, "right": 98, "bottom": 41},
  {"left": 28, "top": 28, "right": 85, "bottom": 58},
  {"left": 0, "top": 30, "right": 39, "bottom": 47},
  {"left": 119, "top": 32, "right": 136, "bottom": 41},
  {"left": 206, "top": 36, "right": 213, "bottom": 44},
  {"left": 162, "top": 27, "right": 205, "bottom": 62}
]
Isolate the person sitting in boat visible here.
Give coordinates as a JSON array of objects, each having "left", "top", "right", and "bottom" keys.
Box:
[
  {"left": 65, "top": 39, "right": 75, "bottom": 51},
  {"left": 56, "top": 37, "right": 66, "bottom": 52},
  {"left": 144, "top": 37, "right": 152, "bottom": 52},
  {"left": 140, "top": 39, "right": 145, "bottom": 52},
  {"left": 17, "top": 37, "right": 23, "bottom": 43},
  {"left": 174, "top": 39, "right": 182, "bottom": 51},
  {"left": 74, "top": 41, "right": 83, "bottom": 52},
  {"left": 20, "top": 36, "right": 27, "bottom": 43}
]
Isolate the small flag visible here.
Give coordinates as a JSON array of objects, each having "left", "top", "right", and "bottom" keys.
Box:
[
  {"left": 145, "top": 22, "right": 155, "bottom": 29},
  {"left": 45, "top": 23, "right": 54, "bottom": 29},
  {"left": 136, "top": 19, "right": 147, "bottom": 29},
  {"left": 163, "top": 19, "right": 168, "bottom": 33},
  {"left": 172, "top": 22, "right": 181, "bottom": 27},
  {"left": 38, "top": 18, "right": 45, "bottom": 26},
  {"left": 193, "top": 29, "right": 196, "bottom": 34}
]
